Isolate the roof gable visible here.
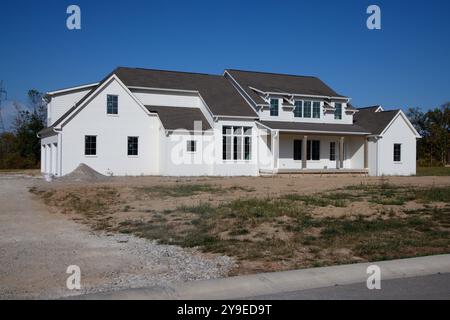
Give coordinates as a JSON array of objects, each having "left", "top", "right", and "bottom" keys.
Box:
[
  {"left": 354, "top": 107, "right": 420, "bottom": 137},
  {"left": 39, "top": 73, "right": 152, "bottom": 135},
  {"left": 353, "top": 108, "right": 399, "bottom": 135},
  {"left": 380, "top": 110, "right": 421, "bottom": 138}
]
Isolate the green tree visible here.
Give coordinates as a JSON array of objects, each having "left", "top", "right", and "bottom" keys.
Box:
[
  {"left": 408, "top": 103, "right": 450, "bottom": 166},
  {"left": 11, "top": 90, "right": 46, "bottom": 167},
  {"left": 426, "top": 103, "right": 450, "bottom": 165}
]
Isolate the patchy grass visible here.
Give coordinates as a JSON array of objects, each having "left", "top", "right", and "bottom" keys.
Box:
[
  {"left": 417, "top": 167, "right": 450, "bottom": 176},
  {"left": 31, "top": 178, "right": 450, "bottom": 275},
  {"left": 282, "top": 193, "right": 349, "bottom": 207},
  {"left": 111, "top": 187, "right": 450, "bottom": 274},
  {"left": 137, "top": 184, "right": 222, "bottom": 197},
  {"left": 416, "top": 187, "right": 450, "bottom": 203}
]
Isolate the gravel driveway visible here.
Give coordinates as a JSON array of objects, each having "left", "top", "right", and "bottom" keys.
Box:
[{"left": 0, "top": 175, "right": 233, "bottom": 299}]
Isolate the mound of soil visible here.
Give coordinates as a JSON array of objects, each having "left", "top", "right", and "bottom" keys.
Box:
[{"left": 58, "top": 164, "right": 108, "bottom": 182}]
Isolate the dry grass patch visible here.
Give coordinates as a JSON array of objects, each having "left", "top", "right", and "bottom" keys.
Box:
[{"left": 30, "top": 178, "right": 450, "bottom": 275}]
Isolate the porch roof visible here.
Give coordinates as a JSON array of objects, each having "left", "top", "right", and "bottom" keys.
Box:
[{"left": 257, "top": 120, "right": 370, "bottom": 135}]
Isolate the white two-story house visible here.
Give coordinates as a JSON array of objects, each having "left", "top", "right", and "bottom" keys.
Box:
[{"left": 39, "top": 67, "right": 420, "bottom": 177}]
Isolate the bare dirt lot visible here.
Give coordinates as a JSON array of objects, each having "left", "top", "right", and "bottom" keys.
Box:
[
  {"left": 0, "top": 174, "right": 233, "bottom": 299},
  {"left": 29, "top": 174, "right": 450, "bottom": 276}
]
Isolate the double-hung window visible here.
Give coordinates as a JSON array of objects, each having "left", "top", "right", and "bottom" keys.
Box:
[
  {"left": 107, "top": 95, "right": 118, "bottom": 115},
  {"left": 393, "top": 144, "right": 401, "bottom": 162},
  {"left": 222, "top": 126, "right": 252, "bottom": 160},
  {"left": 334, "top": 103, "right": 342, "bottom": 120},
  {"left": 312, "top": 102, "right": 321, "bottom": 119},
  {"left": 294, "top": 100, "right": 303, "bottom": 118},
  {"left": 85, "top": 135, "right": 97, "bottom": 156},
  {"left": 270, "top": 98, "right": 279, "bottom": 116},
  {"left": 127, "top": 136, "right": 138, "bottom": 156},
  {"left": 303, "top": 101, "right": 312, "bottom": 118},
  {"left": 187, "top": 140, "right": 196, "bottom": 153}
]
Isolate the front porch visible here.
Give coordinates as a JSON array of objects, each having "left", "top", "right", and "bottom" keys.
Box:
[{"left": 257, "top": 122, "right": 370, "bottom": 174}]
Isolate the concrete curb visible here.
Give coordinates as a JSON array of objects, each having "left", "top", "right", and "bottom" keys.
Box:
[{"left": 77, "top": 254, "right": 450, "bottom": 300}]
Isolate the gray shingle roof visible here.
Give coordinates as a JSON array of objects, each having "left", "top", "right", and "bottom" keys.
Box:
[
  {"left": 145, "top": 105, "right": 211, "bottom": 131},
  {"left": 38, "top": 67, "right": 257, "bottom": 135},
  {"left": 226, "top": 70, "right": 347, "bottom": 104},
  {"left": 353, "top": 108, "right": 399, "bottom": 135},
  {"left": 258, "top": 121, "right": 370, "bottom": 135},
  {"left": 115, "top": 67, "right": 257, "bottom": 117}
]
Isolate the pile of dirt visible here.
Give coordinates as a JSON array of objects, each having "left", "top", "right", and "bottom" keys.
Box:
[{"left": 58, "top": 163, "right": 109, "bottom": 182}]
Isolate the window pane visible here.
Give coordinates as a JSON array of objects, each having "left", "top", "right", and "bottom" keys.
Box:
[
  {"left": 244, "top": 137, "right": 251, "bottom": 160},
  {"left": 234, "top": 136, "right": 242, "bottom": 160},
  {"left": 270, "top": 99, "right": 279, "bottom": 116},
  {"left": 187, "top": 140, "right": 195, "bottom": 152},
  {"left": 313, "top": 102, "right": 320, "bottom": 118},
  {"left": 244, "top": 127, "right": 252, "bottom": 136},
  {"left": 334, "top": 103, "right": 342, "bottom": 120},
  {"left": 294, "top": 101, "right": 303, "bottom": 118},
  {"left": 85, "top": 135, "right": 96, "bottom": 155},
  {"left": 234, "top": 127, "right": 242, "bottom": 135},
  {"left": 128, "top": 136, "right": 138, "bottom": 156},
  {"left": 312, "top": 140, "right": 320, "bottom": 160},
  {"left": 223, "top": 126, "right": 232, "bottom": 135},
  {"left": 394, "top": 144, "right": 401, "bottom": 162},
  {"left": 307, "top": 140, "right": 311, "bottom": 160},
  {"left": 223, "top": 136, "right": 232, "bottom": 160},
  {"left": 330, "top": 142, "right": 336, "bottom": 161},
  {"left": 294, "top": 140, "right": 302, "bottom": 160},
  {"left": 107, "top": 95, "right": 118, "bottom": 114},
  {"left": 304, "top": 101, "right": 311, "bottom": 118}
]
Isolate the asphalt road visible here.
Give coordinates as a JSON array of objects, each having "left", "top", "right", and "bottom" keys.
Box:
[{"left": 246, "top": 273, "right": 450, "bottom": 300}]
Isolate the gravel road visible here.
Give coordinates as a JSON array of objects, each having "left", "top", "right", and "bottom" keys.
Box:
[{"left": 0, "top": 175, "right": 234, "bottom": 299}]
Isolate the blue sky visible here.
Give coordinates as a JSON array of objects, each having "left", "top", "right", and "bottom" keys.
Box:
[{"left": 0, "top": 0, "right": 449, "bottom": 130}]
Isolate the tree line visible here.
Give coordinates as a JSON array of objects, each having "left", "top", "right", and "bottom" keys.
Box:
[
  {"left": 0, "top": 90, "right": 46, "bottom": 169},
  {"left": 407, "top": 102, "right": 450, "bottom": 166}
]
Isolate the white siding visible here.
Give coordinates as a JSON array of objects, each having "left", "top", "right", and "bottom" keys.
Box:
[
  {"left": 376, "top": 114, "right": 417, "bottom": 176},
  {"left": 367, "top": 137, "right": 378, "bottom": 176},
  {"left": 59, "top": 78, "right": 160, "bottom": 176},
  {"left": 160, "top": 131, "right": 214, "bottom": 176},
  {"left": 47, "top": 89, "right": 92, "bottom": 126},
  {"left": 257, "top": 127, "right": 274, "bottom": 170}
]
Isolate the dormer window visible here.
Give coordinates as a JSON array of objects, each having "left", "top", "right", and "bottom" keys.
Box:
[
  {"left": 303, "top": 101, "right": 312, "bottom": 118},
  {"left": 294, "top": 100, "right": 303, "bottom": 117},
  {"left": 270, "top": 99, "right": 279, "bottom": 116},
  {"left": 312, "top": 102, "right": 320, "bottom": 119},
  {"left": 334, "top": 103, "right": 342, "bottom": 120}
]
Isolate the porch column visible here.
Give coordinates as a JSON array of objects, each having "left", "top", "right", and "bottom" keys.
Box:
[
  {"left": 272, "top": 131, "right": 280, "bottom": 170},
  {"left": 302, "top": 135, "right": 307, "bottom": 169},
  {"left": 41, "top": 145, "right": 45, "bottom": 173},
  {"left": 339, "top": 136, "right": 344, "bottom": 169},
  {"left": 364, "top": 138, "right": 369, "bottom": 169}
]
